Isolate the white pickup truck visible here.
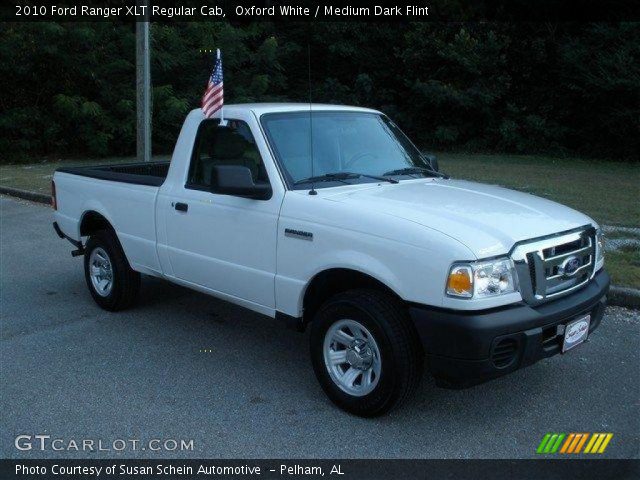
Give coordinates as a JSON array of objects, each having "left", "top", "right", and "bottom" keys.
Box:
[{"left": 53, "top": 103, "right": 609, "bottom": 416}]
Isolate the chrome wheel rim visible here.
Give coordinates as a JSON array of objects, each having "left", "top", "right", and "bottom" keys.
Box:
[
  {"left": 323, "top": 319, "right": 382, "bottom": 397},
  {"left": 89, "top": 247, "right": 113, "bottom": 297}
]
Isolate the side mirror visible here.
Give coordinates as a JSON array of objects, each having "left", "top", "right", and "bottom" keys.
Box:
[
  {"left": 210, "top": 165, "right": 272, "bottom": 200},
  {"left": 423, "top": 153, "right": 439, "bottom": 172}
]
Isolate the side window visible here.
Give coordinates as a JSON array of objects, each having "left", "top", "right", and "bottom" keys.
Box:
[{"left": 187, "top": 119, "right": 269, "bottom": 189}]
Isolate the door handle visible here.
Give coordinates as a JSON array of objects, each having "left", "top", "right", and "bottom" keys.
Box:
[{"left": 174, "top": 202, "right": 189, "bottom": 212}]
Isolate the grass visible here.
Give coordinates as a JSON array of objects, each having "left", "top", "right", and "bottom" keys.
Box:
[
  {"left": 1, "top": 152, "right": 638, "bottom": 288},
  {"left": 605, "top": 248, "right": 640, "bottom": 290},
  {"left": 437, "top": 152, "right": 640, "bottom": 227}
]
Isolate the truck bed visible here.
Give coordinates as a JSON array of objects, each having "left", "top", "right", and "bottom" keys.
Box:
[{"left": 57, "top": 161, "right": 170, "bottom": 187}]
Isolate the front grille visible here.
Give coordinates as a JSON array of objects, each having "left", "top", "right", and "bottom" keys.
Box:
[
  {"left": 512, "top": 228, "right": 596, "bottom": 305},
  {"left": 540, "top": 235, "right": 593, "bottom": 295},
  {"left": 491, "top": 339, "right": 518, "bottom": 368}
]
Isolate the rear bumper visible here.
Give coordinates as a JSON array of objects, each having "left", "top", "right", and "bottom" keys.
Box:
[{"left": 409, "top": 270, "right": 610, "bottom": 388}]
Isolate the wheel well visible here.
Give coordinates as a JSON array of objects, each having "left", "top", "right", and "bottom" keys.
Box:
[
  {"left": 80, "top": 211, "right": 113, "bottom": 237},
  {"left": 302, "top": 269, "right": 401, "bottom": 324}
]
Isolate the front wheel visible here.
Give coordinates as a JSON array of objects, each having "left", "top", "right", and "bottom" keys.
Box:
[
  {"left": 310, "top": 289, "right": 423, "bottom": 417},
  {"left": 84, "top": 230, "right": 140, "bottom": 311}
]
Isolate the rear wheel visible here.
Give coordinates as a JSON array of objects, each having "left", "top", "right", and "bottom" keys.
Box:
[
  {"left": 84, "top": 230, "right": 140, "bottom": 311},
  {"left": 310, "top": 289, "right": 423, "bottom": 417}
]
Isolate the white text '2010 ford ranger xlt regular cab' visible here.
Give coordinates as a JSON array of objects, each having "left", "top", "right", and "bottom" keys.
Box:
[{"left": 53, "top": 104, "right": 609, "bottom": 416}]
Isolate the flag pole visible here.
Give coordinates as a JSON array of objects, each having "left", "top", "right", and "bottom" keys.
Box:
[{"left": 217, "top": 48, "right": 224, "bottom": 124}]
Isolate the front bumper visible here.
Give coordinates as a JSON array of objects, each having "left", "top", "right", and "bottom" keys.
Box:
[{"left": 409, "top": 270, "right": 610, "bottom": 388}]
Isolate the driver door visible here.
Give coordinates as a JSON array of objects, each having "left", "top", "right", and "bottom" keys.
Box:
[{"left": 158, "top": 115, "right": 282, "bottom": 312}]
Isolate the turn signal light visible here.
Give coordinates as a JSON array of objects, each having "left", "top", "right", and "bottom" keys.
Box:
[{"left": 446, "top": 266, "right": 473, "bottom": 297}]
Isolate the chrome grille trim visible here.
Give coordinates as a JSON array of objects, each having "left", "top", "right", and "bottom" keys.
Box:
[
  {"left": 545, "top": 244, "right": 592, "bottom": 263},
  {"left": 511, "top": 227, "right": 596, "bottom": 305}
]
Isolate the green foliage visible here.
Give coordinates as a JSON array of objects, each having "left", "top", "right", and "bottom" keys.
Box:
[
  {"left": 0, "top": 21, "right": 638, "bottom": 162},
  {"left": 0, "top": 22, "right": 135, "bottom": 160}
]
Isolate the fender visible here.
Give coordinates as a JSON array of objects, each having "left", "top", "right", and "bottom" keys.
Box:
[
  {"left": 78, "top": 199, "right": 115, "bottom": 240},
  {"left": 278, "top": 250, "right": 405, "bottom": 318}
]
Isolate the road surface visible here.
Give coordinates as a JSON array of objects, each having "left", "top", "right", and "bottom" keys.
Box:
[{"left": 1, "top": 196, "right": 638, "bottom": 459}]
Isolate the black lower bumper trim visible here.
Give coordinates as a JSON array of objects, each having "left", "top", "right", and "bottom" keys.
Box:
[{"left": 409, "top": 270, "right": 610, "bottom": 388}]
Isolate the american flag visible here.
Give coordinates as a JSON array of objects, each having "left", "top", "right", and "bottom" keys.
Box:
[{"left": 202, "top": 50, "right": 223, "bottom": 118}]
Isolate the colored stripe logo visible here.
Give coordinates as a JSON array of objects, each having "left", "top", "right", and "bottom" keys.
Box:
[{"left": 537, "top": 433, "right": 613, "bottom": 454}]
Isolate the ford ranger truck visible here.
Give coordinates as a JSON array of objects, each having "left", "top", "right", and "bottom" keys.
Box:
[{"left": 52, "top": 104, "right": 609, "bottom": 417}]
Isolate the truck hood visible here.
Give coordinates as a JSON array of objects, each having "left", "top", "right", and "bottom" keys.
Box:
[{"left": 324, "top": 179, "right": 595, "bottom": 258}]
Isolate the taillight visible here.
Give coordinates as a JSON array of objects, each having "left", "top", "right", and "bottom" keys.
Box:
[{"left": 51, "top": 180, "right": 57, "bottom": 210}]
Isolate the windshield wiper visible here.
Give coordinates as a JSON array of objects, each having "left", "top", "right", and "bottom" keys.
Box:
[
  {"left": 294, "top": 172, "right": 398, "bottom": 186},
  {"left": 383, "top": 166, "right": 449, "bottom": 179},
  {"left": 293, "top": 172, "right": 357, "bottom": 186}
]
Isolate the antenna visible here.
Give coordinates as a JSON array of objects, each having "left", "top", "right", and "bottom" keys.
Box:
[{"left": 308, "top": 44, "right": 317, "bottom": 195}]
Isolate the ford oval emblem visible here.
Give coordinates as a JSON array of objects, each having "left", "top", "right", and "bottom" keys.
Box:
[{"left": 560, "top": 255, "right": 581, "bottom": 277}]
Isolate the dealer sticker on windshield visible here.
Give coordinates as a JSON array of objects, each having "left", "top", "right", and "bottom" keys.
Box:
[{"left": 562, "top": 315, "right": 591, "bottom": 353}]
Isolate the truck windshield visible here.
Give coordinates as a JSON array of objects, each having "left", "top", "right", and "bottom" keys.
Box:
[{"left": 261, "top": 111, "right": 433, "bottom": 189}]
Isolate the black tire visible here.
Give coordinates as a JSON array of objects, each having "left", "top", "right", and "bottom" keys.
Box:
[
  {"left": 310, "top": 289, "right": 423, "bottom": 417},
  {"left": 83, "top": 229, "right": 141, "bottom": 311}
]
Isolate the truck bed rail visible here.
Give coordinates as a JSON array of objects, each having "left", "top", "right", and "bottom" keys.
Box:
[{"left": 57, "top": 161, "right": 169, "bottom": 187}]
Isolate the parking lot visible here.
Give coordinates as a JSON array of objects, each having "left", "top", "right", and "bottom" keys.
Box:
[{"left": 1, "top": 196, "right": 638, "bottom": 459}]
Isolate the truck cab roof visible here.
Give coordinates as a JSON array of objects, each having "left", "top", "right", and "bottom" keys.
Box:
[{"left": 195, "top": 103, "right": 382, "bottom": 117}]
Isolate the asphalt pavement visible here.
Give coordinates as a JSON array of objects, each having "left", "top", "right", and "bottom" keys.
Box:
[{"left": 1, "top": 196, "right": 638, "bottom": 459}]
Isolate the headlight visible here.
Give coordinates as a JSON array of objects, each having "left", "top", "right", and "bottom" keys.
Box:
[
  {"left": 446, "top": 258, "right": 517, "bottom": 299},
  {"left": 595, "top": 228, "right": 605, "bottom": 271}
]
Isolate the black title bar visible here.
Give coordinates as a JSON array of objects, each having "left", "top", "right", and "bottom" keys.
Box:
[
  {"left": 1, "top": 459, "right": 639, "bottom": 480},
  {"left": 3, "top": 0, "right": 640, "bottom": 22}
]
